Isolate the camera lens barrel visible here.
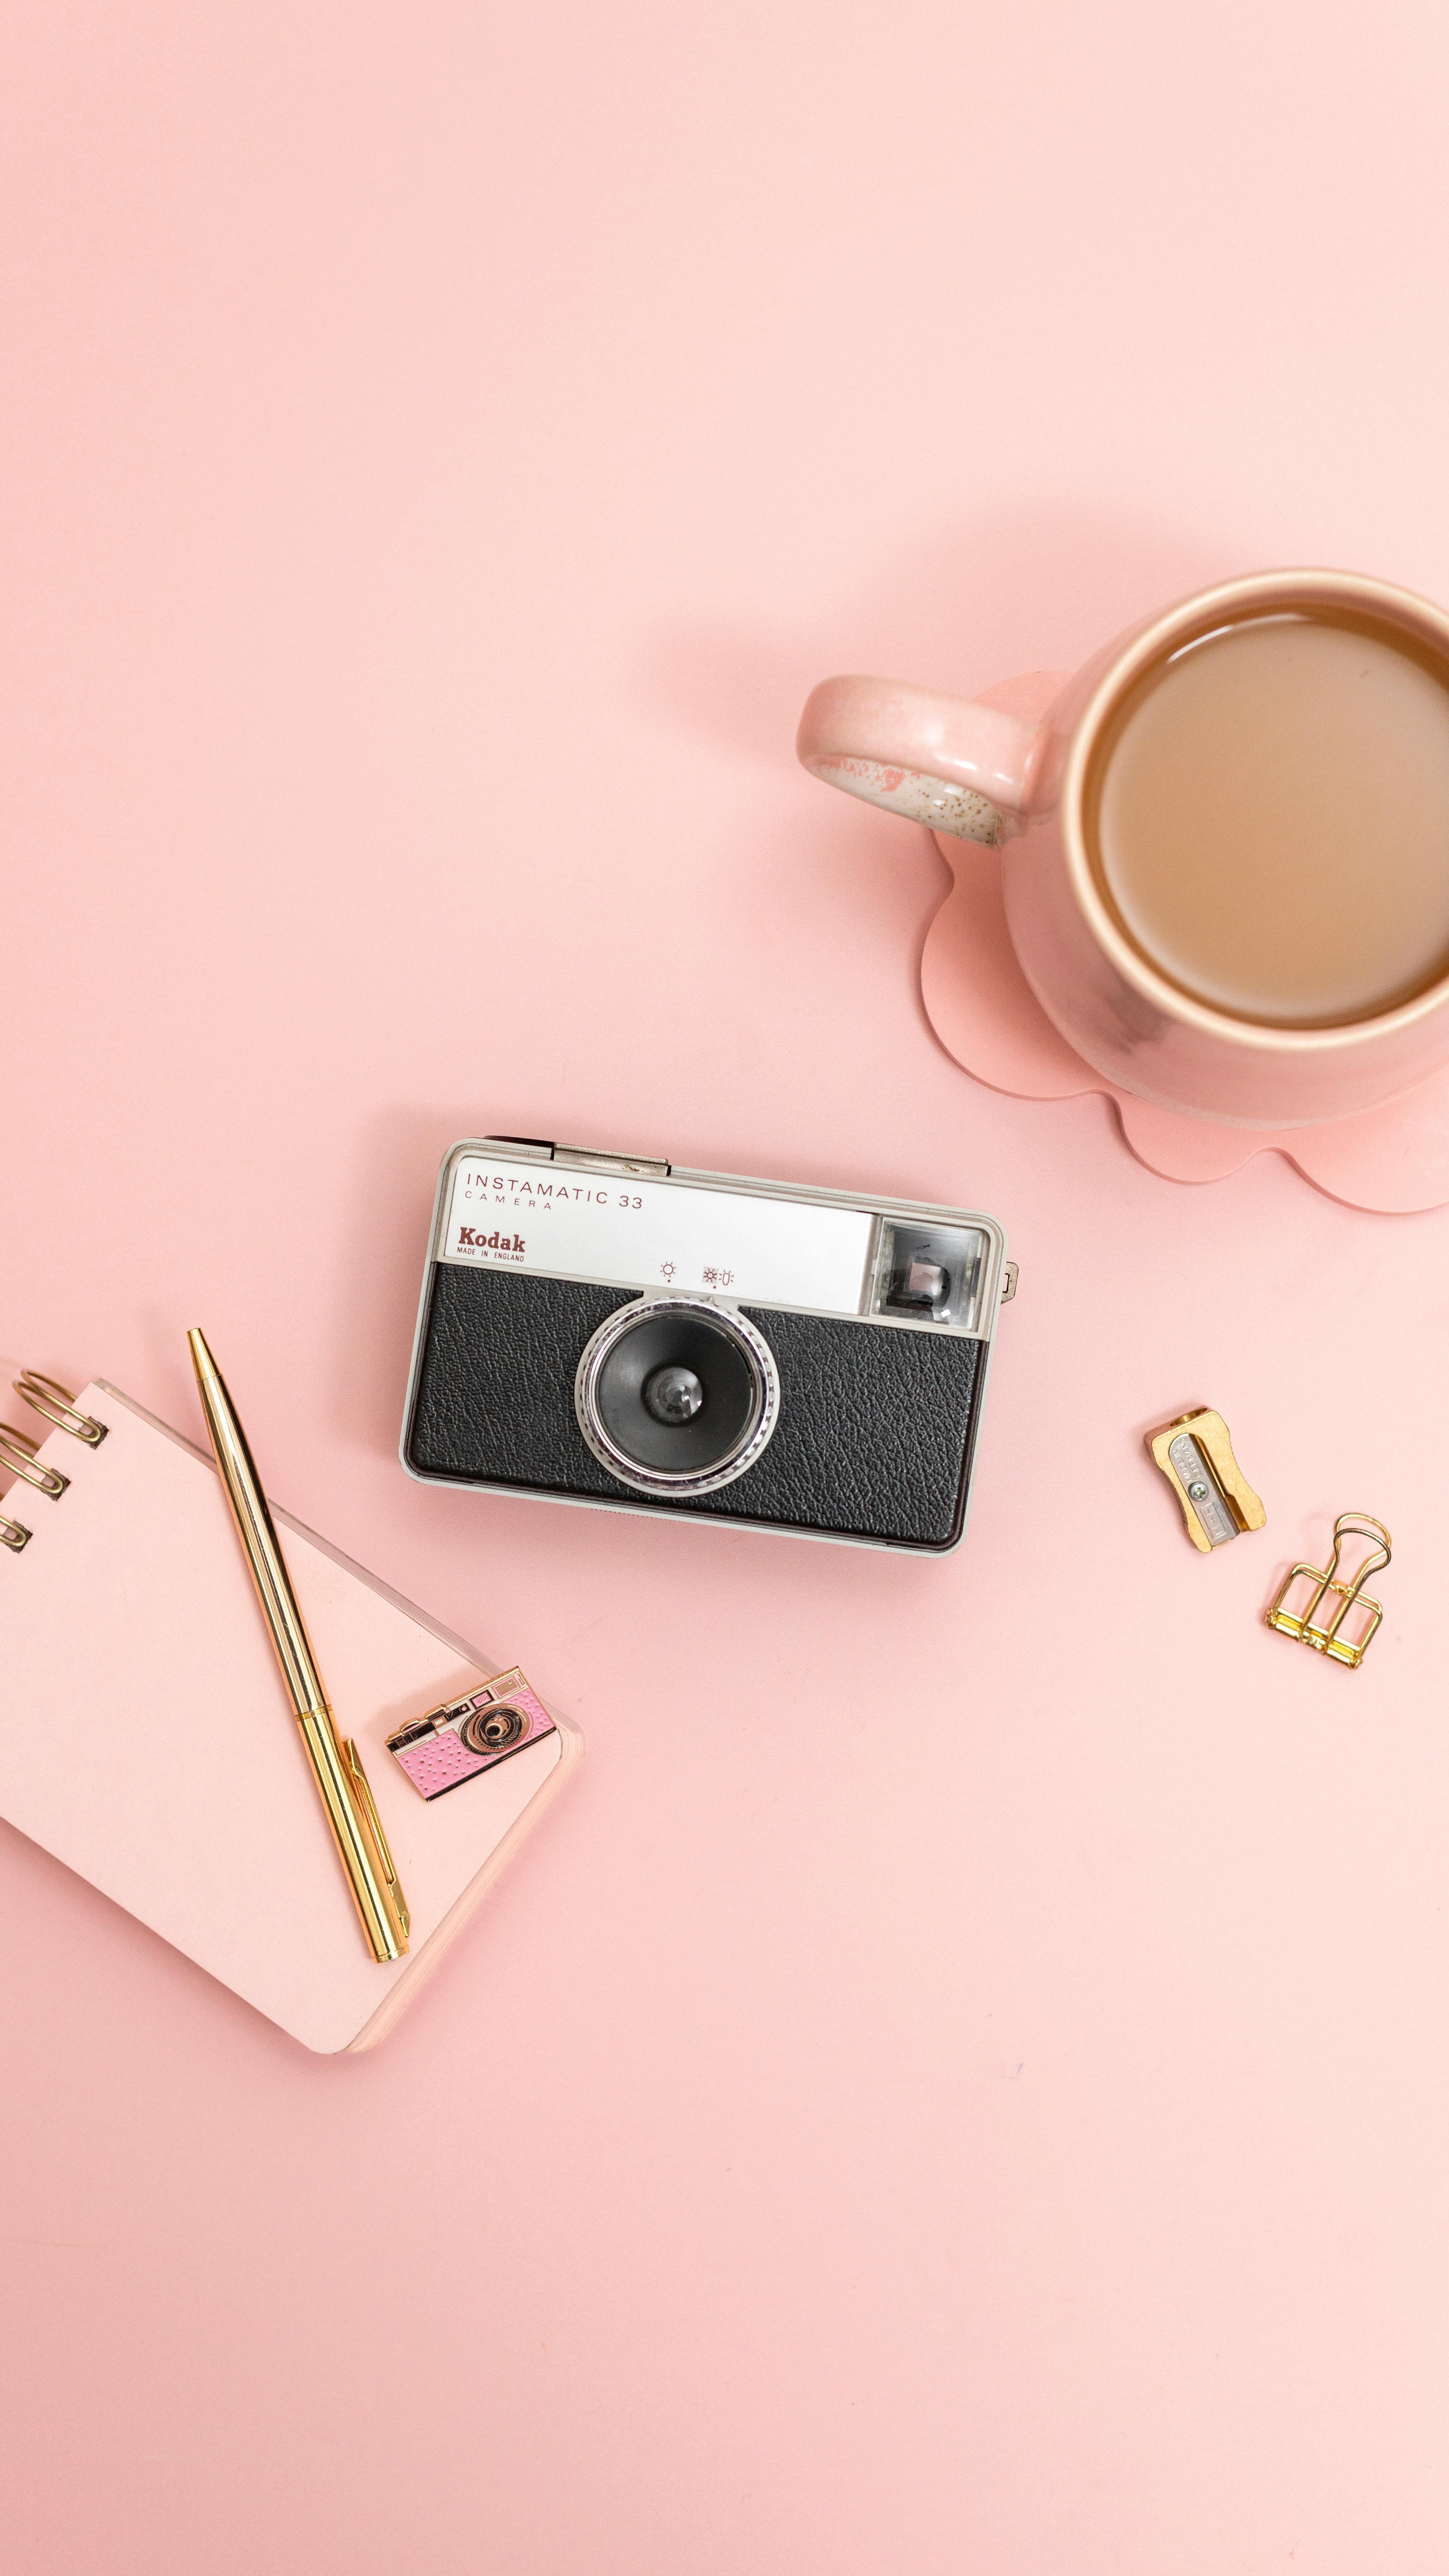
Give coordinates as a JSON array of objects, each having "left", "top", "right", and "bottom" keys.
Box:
[{"left": 574, "top": 1297, "right": 780, "bottom": 1495}]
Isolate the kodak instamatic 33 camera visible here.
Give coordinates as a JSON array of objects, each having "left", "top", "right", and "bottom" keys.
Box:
[{"left": 401, "top": 1137, "right": 1017, "bottom": 1553}]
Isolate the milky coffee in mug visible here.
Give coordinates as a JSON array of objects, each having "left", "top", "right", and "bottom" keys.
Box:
[
  {"left": 797, "top": 571, "right": 1449, "bottom": 1126},
  {"left": 1089, "top": 608, "right": 1449, "bottom": 1028}
]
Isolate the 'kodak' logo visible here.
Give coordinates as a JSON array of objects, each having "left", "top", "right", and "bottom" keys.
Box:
[{"left": 458, "top": 1226, "right": 525, "bottom": 1253}]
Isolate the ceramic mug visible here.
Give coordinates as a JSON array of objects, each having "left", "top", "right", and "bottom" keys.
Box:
[{"left": 797, "top": 568, "right": 1449, "bottom": 1127}]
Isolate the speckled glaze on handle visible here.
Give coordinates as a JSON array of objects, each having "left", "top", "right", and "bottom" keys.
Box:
[
  {"left": 797, "top": 671, "right": 1055, "bottom": 847},
  {"left": 799, "top": 570, "right": 1449, "bottom": 1128}
]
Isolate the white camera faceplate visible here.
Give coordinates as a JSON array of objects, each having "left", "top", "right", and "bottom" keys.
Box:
[{"left": 440, "top": 1150, "right": 877, "bottom": 1315}]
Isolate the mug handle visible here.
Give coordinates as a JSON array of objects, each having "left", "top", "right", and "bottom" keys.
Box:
[{"left": 796, "top": 671, "right": 1070, "bottom": 844}]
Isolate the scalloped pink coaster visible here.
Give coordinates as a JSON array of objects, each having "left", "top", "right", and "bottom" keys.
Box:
[{"left": 922, "top": 830, "right": 1449, "bottom": 1213}]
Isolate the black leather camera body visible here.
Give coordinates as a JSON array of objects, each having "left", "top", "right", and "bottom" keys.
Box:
[{"left": 402, "top": 1137, "right": 1016, "bottom": 1554}]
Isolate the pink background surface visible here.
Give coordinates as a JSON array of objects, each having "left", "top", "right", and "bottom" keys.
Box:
[{"left": 4, "top": 5, "right": 1449, "bottom": 2570}]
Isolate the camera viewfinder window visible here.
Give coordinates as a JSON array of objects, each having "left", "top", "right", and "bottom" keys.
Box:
[{"left": 873, "top": 1223, "right": 987, "bottom": 1330}]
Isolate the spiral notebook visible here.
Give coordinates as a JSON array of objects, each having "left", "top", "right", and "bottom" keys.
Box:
[{"left": 0, "top": 1371, "right": 582, "bottom": 2052}]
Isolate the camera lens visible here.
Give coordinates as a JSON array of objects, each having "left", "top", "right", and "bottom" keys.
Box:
[
  {"left": 461, "top": 1701, "right": 527, "bottom": 1755},
  {"left": 643, "top": 1363, "right": 705, "bottom": 1425},
  {"left": 598, "top": 1313, "right": 752, "bottom": 1470},
  {"left": 574, "top": 1298, "right": 780, "bottom": 1495}
]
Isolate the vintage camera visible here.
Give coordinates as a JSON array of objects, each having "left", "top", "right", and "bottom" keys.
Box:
[
  {"left": 401, "top": 1137, "right": 1017, "bottom": 1554},
  {"left": 387, "top": 1668, "right": 556, "bottom": 1801}
]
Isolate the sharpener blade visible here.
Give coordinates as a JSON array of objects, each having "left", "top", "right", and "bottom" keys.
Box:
[{"left": 1167, "top": 1431, "right": 1239, "bottom": 1547}]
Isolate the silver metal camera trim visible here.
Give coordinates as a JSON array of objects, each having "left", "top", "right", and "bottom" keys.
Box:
[{"left": 573, "top": 1294, "right": 781, "bottom": 1497}]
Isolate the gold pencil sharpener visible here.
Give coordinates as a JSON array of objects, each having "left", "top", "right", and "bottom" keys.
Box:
[
  {"left": 1147, "top": 1407, "right": 1266, "bottom": 1553},
  {"left": 1265, "top": 1514, "right": 1391, "bottom": 1671}
]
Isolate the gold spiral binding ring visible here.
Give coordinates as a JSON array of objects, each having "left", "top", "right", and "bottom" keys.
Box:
[
  {"left": 0, "top": 1424, "right": 70, "bottom": 1499},
  {"left": 13, "top": 1374, "right": 107, "bottom": 1446},
  {"left": 0, "top": 1512, "right": 31, "bottom": 1552}
]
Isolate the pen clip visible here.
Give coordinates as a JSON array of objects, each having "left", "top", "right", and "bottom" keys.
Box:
[{"left": 344, "top": 1738, "right": 405, "bottom": 1907}]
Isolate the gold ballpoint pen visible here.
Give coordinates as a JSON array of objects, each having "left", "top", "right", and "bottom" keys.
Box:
[{"left": 188, "top": 1328, "right": 409, "bottom": 1962}]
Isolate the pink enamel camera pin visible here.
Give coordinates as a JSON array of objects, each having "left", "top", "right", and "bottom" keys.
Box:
[{"left": 387, "top": 1668, "right": 556, "bottom": 1801}]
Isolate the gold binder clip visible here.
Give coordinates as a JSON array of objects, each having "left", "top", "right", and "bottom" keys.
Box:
[
  {"left": 1266, "top": 1514, "right": 1391, "bottom": 1670},
  {"left": 1147, "top": 1407, "right": 1266, "bottom": 1552}
]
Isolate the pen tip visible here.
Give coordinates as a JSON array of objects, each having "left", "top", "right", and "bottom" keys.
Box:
[{"left": 187, "top": 1327, "right": 216, "bottom": 1375}]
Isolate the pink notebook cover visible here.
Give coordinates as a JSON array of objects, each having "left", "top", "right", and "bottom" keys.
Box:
[{"left": 0, "top": 1379, "right": 582, "bottom": 2051}]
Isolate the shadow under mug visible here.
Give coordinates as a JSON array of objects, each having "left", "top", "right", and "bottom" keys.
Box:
[{"left": 798, "top": 568, "right": 1449, "bottom": 1128}]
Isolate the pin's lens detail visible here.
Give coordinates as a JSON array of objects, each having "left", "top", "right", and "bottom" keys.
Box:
[{"left": 462, "top": 1702, "right": 527, "bottom": 1755}]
